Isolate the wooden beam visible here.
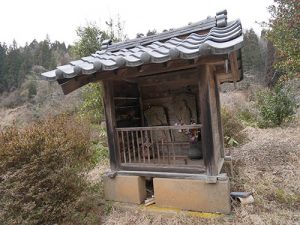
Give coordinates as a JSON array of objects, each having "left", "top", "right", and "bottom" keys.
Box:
[
  {"left": 137, "top": 68, "right": 198, "bottom": 87},
  {"left": 117, "top": 170, "right": 227, "bottom": 180},
  {"left": 195, "top": 55, "right": 227, "bottom": 65},
  {"left": 60, "top": 55, "right": 227, "bottom": 95},
  {"left": 120, "top": 164, "right": 206, "bottom": 174},
  {"left": 217, "top": 72, "right": 233, "bottom": 83},
  {"left": 116, "top": 124, "right": 202, "bottom": 131},
  {"left": 60, "top": 77, "right": 90, "bottom": 95},
  {"left": 122, "top": 55, "right": 226, "bottom": 79},
  {"left": 103, "top": 80, "right": 120, "bottom": 170}
]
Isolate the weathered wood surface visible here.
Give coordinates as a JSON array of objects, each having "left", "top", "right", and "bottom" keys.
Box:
[
  {"left": 208, "top": 67, "right": 223, "bottom": 174},
  {"left": 120, "top": 163, "right": 206, "bottom": 174},
  {"left": 101, "top": 59, "right": 227, "bottom": 175},
  {"left": 214, "top": 73, "right": 225, "bottom": 160},
  {"left": 117, "top": 170, "right": 228, "bottom": 180},
  {"left": 116, "top": 124, "right": 202, "bottom": 131},
  {"left": 198, "top": 65, "right": 224, "bottom": 176},
  {"left": 60, "top": 55, "right": 228, "bottom": 94},
  {"left": 116, "top": 125, "right": 203, "bottom": 172},
  {"left": 103, "top": 80, "right": 119, "bottom": 170}
]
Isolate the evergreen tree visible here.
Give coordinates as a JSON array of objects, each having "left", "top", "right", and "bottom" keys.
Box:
[
  {"left": 0, "top": 38, "right": 66, "bottom": 93},
  {"left": 266, "top": 0, "right": 299, "bottom": 77},
  {"left": 72, "top": 23, "right": 107, "bottom": 58},
  {"left": 242, "top": 29, "right": 264, "bottom": 73},
  {"left": 0, "top": 43, "right": 7, "bottom": 92},
  {"left": 5, "top": 40, "right": 23, "bottom": 90},
  {"left": 73, "top": 19, "right": 126, "bottom": 123}
]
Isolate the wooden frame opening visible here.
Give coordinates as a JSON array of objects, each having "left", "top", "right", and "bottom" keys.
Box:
[{"left": 103, "top": 61, "right": 227, "bottom": 176}]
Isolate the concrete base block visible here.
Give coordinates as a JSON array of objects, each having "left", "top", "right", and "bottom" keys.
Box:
[
  {"left": 103, "top": 175, "right": 146, "bottom": 204},
  {"left": 153, "top": 178, "right": 231, "bottom": 214}
]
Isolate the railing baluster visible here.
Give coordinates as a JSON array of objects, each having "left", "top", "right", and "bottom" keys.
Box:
[
  {"left": 116, "top": 131, "right": 121, "bottom": 164},
  {"left": 126, "top": 131, "right": 131, "bottom": 163},
  {"left": 131, "top": 131, "right": 136, "bottom": 162},
  {"left": 170, "top": 129, "right": 176, "bottom": 163},
  {"left": 115, "top": 124, "right": 203, "bottom": 167},
  {"left": 161, "top": 139, "right": 165, "bottom": 163},
  {"left": 150, "top": 130, "right": 155, "bottom": 163},
  {"left": 165, "top": 135, "right": 170, "bottom": 165},
  {"left": 136, "top": 130, "right": 141, "bottom": 162},
  {"left": 140, "top": 130, "right": 145, "bottom": 163},
  {"left": 154, "top": 131, "right": 160, "bottom": 164},
  {"left": 121, "top": 131, "right": 126, "bottom": 163},
  {"left": 145, "top": 130, "right": 150, "bottom": 163}
]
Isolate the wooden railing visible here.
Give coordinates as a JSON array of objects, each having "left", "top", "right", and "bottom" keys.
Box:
[{"left": 115, "top": 124, "right": 203, "bottom": 168}]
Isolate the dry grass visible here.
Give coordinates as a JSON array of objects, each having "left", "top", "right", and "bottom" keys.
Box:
[{"left": 0, "top": 80, "right": 82, "bottom": 129}]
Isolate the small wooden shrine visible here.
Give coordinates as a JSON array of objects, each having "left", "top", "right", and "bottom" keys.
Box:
[{"left": 42, "top": 10, "right": 243, "bottom": 213}]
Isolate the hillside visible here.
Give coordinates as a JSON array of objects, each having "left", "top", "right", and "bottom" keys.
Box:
[{"left": 0, "top": 1, "right": 299, "bottom": 222}]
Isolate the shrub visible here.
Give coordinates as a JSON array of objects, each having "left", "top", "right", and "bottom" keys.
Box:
[
  {"left": 27, "top": 80, "right": 37, "bottom": 98},
  {"left": 237, "top": 105, "right": 259, "bottom": 127},
  {"left": 80, "top": 83, "right": 104, "bottom": 124},
  {"left": 221, "top": 107, "right": 246, "bottom": 147},
  {"left": 256, "top": 84, "right": 298, "bottom": 127},
  {"left": 0, "top": 115, "right": 94, "bottom": 225}
]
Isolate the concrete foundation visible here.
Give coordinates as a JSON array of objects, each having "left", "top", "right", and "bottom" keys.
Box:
[
  {"left": 103, "top": 175, "right": 147, "bottom": 204},
  {"left": 153, "top": 177, "right": 231, "bottom": 214},
  {"left": 103, "top": 174, "right": 231, "bottom": 214}
]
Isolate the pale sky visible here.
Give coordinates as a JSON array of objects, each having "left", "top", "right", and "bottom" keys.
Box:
[{"left": 0, "top": 0, "right": 273, "bottom": 47}]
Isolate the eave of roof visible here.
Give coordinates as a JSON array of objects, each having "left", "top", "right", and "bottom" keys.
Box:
[{"left": 41, "top": 10, "right": 243, "bottom": 82}]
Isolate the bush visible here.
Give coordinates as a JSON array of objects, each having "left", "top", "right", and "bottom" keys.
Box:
[
  {"left": 0, "top": 115, "right": 94, "bottom": 225},
  {"left": 80, "top": 83, "right": 104, "bottom": 124},
  {"left": 221, "top": 107, "right": 246, "bottom": 147},
  {"left": 256, "top": 84, "right": 298, "bottom": 127},
  {"left": 237, "top": 105, "right": 259, "bottom": 127}
]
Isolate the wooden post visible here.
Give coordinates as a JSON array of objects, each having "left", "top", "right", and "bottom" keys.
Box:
[
  {"left": 103, "top": 80, "right": 120, "bottom": 170},
  {"left": 198, "top": 65, "right": 223, "bottom": 176},
  {"left": 138, "top": 84, "right": 145, "bottom": 127},
  {"left": 214, "top": 73, "right": 225, "bottom": 159}
]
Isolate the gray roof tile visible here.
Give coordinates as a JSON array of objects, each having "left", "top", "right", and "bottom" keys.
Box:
[{"left": 42, "top": 10, "right": 243, "bottom": 81}]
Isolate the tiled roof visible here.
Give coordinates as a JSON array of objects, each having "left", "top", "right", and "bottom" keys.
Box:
[{"left": 41, "top": 10, "right": 243, "bottom": 81}]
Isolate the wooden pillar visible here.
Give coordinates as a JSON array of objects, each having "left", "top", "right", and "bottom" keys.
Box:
[
  {"left": 214, "top": 74, "right": 225, "bottom": 158},
  {"left": 103, "top": 80, "right": 119, "bottom": 170},
  {"left": 198, "top": 65, "right": 224, "bottom": 176},
  {"left": 137, "top": 84, "right": 145, "bottom": 127}
]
